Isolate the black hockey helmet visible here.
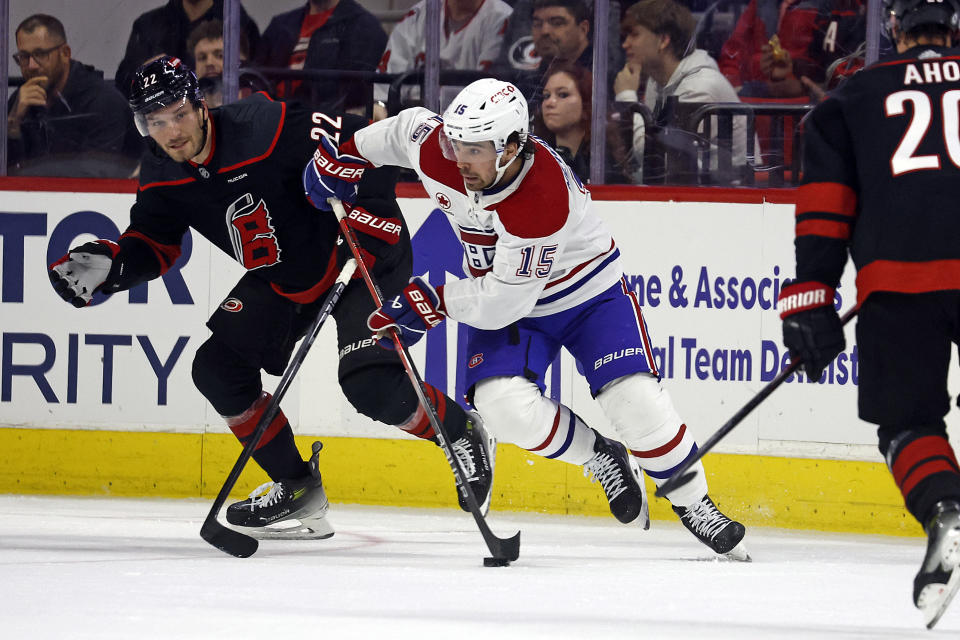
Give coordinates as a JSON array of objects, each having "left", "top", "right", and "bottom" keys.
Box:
[
  {"left": 129, "top": 55, "right": 204, "bottom": 136},
  {"left": 883, "top": 0, "right": 960, "bottom": 38}
]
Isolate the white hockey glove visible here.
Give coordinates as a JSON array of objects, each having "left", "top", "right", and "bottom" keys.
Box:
[{"left": 48, "top": 240, "right": 119, "bottom": 308}]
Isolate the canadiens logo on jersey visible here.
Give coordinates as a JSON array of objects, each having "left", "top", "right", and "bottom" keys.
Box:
[{"left": 226, "top": 193, "right": 282, "bottom": 270}]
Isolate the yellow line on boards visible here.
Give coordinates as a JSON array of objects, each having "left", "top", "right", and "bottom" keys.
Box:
[{"left": 0, "top": 428, "right": 919, "bottom": 537}]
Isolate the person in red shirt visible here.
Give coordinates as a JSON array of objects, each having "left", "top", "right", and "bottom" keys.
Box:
[{"left": 718, "top": 0, "right": 823, "bottom": 98}]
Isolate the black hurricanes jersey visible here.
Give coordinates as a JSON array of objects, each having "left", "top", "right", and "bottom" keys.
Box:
[
  {"left": 116, "top": 92, "right": 393, "bottom": 300},
  {"left": 796, "top": 45, "right": 960, "bottom": 304}
]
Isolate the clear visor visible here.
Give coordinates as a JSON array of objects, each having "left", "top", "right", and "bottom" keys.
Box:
[
  {"left": 133, "top": 95, "right": 193, "bottom": 137},
  {"left": 438, "top": 129, "right": 498, "bottom": 163}
]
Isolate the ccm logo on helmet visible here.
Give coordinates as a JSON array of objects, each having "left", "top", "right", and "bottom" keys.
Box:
[
  {"left": 313, "top": 148, "right": 365, "bottom": 180},
  {"left": 490, "top": 85, "right": 516, "bottom": 103}
]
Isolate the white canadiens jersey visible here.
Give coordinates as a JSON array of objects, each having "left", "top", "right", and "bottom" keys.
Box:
[
  {"left": 353, "top": 107, "right": 623, "bottom": 331},
  {"left": 374, "top": 0, "right": 513, "bottom": 104}
]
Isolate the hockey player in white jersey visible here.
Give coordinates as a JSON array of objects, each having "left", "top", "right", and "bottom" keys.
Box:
[{"left": 303, "top": 78, "right": 748, "bottom": 559}]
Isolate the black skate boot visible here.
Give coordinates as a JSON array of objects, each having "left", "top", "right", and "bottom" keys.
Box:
[
  {"left": 583, "top": 430, "right": 649, "bottom": 527},
  {"left": 914, "top": 500, "right": 960, "bottom": 629},
  {"left": 452, "top": 411, "right": 496, "bottom": 516},
  {"left": 673, "top": 495, "right": 749, "bottom": 561},
  {"left": 226, "top": 441, "right": 334, "bottom": 540}
]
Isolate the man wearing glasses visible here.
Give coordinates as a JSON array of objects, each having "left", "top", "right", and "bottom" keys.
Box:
[{"left": 7, "top": 14, "right": 140, "bottom": 177}]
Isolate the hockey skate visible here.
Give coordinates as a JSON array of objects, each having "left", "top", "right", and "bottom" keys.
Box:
[
  {"left": 225, "top": 441, "right": 334, "bottom": 540},
  {"left": 583, "top": 430, "right": 649, "bottom": 527},
  {"left": 914, "top": 500, "right": 960, "bottom": 629},
  {"left": 452, "top": 411, "right": 496, "bottom": 516},
  {"left": 673, "top": 494, "right": 749, "bottom": 561}
]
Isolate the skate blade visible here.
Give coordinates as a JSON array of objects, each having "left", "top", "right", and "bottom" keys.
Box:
[
  {"left": 241, "top": 516, "right": 335, "bottom": 541},
  {"left": 627, "top": 455, "right": 650, "bottom": 530},
  {"left": 920, "top": 528, "right": 960, "bottom": 629},
  {"left": 722, "top": 541, "right": 752, "bottom": 562},
  {"left": 476, "top": 434, "right": 497, "bottom": 517}
]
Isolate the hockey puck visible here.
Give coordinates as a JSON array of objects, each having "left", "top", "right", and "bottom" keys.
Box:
[{"left": 483, "top": 557, "right": 511, "bottom": 567}]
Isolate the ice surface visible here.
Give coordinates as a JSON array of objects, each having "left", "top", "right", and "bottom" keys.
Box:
[{"left": 0, "top": 495, "right": 956, "bottom": 639}]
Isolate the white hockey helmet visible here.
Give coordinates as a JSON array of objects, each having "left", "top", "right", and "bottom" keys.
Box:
[{"left": 440, "top": 79, "right": 529, "bottom": 186}]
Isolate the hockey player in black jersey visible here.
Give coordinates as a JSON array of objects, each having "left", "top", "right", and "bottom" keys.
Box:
[
  {"left": 777, "top": 0, "right": 960, "bottom": 628},
  {"left": 47, "top": 56, "right": 495, "bottom": 540}
]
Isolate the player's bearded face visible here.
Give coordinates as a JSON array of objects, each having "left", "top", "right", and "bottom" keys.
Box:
[
  {"left": 145, "top": 102, "right": 206, "bottom": 162},
  {"left": 440, "top": 135, "right": 500, "bottom": 189}
]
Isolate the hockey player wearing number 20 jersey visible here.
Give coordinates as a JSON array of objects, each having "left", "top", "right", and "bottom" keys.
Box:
[
  {"left": 48, "top": 56, "right": 496, "bottom": 539},
  {"left": 777, "top": 0, "right": 960, "bottom": 627},
  {"left": 304, "top": 78, "right": 748, "bottom": 559}
]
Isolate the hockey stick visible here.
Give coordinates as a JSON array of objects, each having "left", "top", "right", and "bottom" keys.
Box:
[
  {"left": 654, "top": 306, "right": 859, "bottom": 498},
  {"left": 200, "top": 258, "right": 358, "bottom": 558},
  {"left": 329, "top": 197, "right": 521, "bottom": 563}
]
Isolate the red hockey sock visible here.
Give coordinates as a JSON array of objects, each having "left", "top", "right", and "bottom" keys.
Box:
[
  {"left": 394, "top": 383, "right": 467, "bottom": 442},
  {"left": 225, "top": 392, "right": 307, "bottom": 480},
  {"left": 890, "top": 434, "right": 960, "bottom": 518}
]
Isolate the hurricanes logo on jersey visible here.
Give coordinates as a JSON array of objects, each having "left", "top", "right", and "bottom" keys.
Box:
[
  {"left": 220, "top": 297, "right": 243, "bottom": 312},
  {"left": 226, "top": 193, "right": 282, "bottom": 270}
]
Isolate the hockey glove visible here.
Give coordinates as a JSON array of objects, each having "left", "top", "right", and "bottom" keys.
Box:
[
  {"left": 303, "top": 135, "right": 369, "bottom": 211},
  {"left": 48, "top": 240, "right": 120, "bottom": 308},
  {"left": 779, "top": 281, "right": 844, "bottom": 381},
  {"left": 367, "top": 276, "right": 446, "bottom": 349},
  {"left": 335, "top": 203, "right": 404, "bottom": 276}
]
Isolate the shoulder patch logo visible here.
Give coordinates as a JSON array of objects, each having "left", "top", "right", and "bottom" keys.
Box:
[
  {"left": 411, "top": 121, "right": 436, "bottom": 144},
  {"left": 436, "top": 192, "right": 452, "bottom": 210},
  {"left": 221, "top": 298, "right": 243, "bottom": 312},
  {"left": 468, "top": 353, "right": 484, "bottom": 368}
]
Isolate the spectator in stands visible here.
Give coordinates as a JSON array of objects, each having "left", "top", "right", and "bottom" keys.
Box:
[
  {"left": 505, "top": 0, "right": 624, "bottom": 111},
  {"left": 374, "top": 0, "right": 513, "bottom": 113},
  {"left": 185, "top": 19, "right": 250, "bottom": 107},
  {"left": 255, "top": 0, "right": 386, "bottom": 112},
  {"left": 532, "top": 63, "right": 592, "bottom": 182},
  {"left": 532, "top": 62, "right": 632, "bottom": 183},
  {"left": 7, "top": 14, "right": 141, "bottom": 177},
  {"left": 614, "top": 0, "right": 749, "bottom": 182},
  {"left": 717, "top": 0, "right": 823, "bottom": 98},
  {"left": 802, "top": 0, "right": 868, "bottom": 96},
  {"left": 114, "top": 0, "right": 260, "bottom": 98}
]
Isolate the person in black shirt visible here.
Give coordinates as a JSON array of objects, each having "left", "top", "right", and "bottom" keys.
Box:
[
  {"left": 778, "top": 0, "right": 960, "bottom": 627},
  {"left": 114, "top": 0, "right": 260, "bottom": 98},
  {"left": 7, "top": 14, "right": 140, "bottom": 177},
  {"left": 48, "top": 56, "right": 495, "bottom": 540}
]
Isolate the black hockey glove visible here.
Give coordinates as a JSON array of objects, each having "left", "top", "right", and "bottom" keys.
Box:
[
  {"left": 48, "top": 240, "right": 119, "bottom": 308},
  {"left": 778, "top": 281, "right": 844, "bottom": 380},
  {"left": 335, "top": 202, "right": 403, "bottom": 273}
]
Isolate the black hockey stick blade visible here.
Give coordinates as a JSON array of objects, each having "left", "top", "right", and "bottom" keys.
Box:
[
  {"left": 199, "top": 260, "right": 357, "bottom": 557},
  {"left": 200, "top": 518, "right": 259, "bottom": 558},
  {"left": 330, "top": 197, "right": 521, "bottom": 562},
  {"left": 654, "top": 306, "right": 859, "bottom": 499}
]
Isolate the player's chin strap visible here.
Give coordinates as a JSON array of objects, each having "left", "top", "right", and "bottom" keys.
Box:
[
  {"left": 493, "top": 145, "right": 523, "bottom": 186},
  {"left": 197, "top": 102, "right": 210, "bottom": 153}
]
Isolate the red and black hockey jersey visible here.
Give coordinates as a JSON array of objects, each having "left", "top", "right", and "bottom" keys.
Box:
[
  {"left": 795, "top": 45, "right": 960, "bottom": 304},
  {"left": 113, "top": 92, "right": 394, "bottom": 302}
]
